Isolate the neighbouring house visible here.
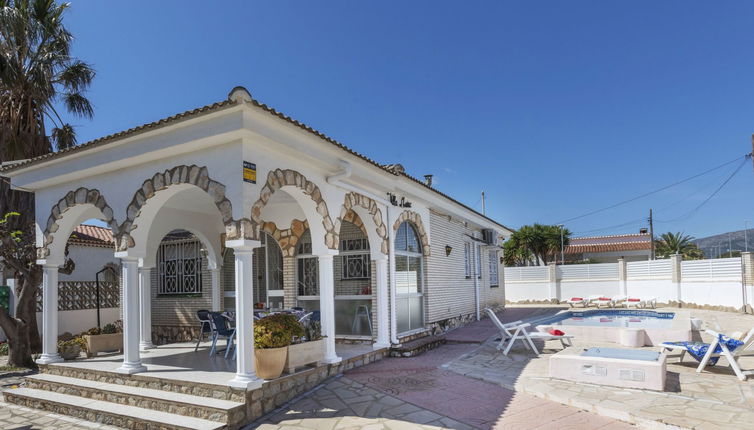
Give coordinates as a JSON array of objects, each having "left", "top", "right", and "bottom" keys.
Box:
[
  {"left": 0, "top": 224, "right": 120, "bottom": 341},
  {"left": 565, "top": 233, "right": 652, "bottom": 263},
  {"left": 1, "top": 86, "right": 512, "bottom": 425}
]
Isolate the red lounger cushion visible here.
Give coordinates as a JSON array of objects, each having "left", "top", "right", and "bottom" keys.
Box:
[
  {"left": 598, "top": 297, "right": 611, "bottom": 301},
  {"left": 549, "top": 329, "right": 565, "bottom": 336},
  {"left": 628, "top": 298, "right": 641, "bottom": 302},
  {"left": 570, "top": 297, "right": 583, "bottom": 301}
]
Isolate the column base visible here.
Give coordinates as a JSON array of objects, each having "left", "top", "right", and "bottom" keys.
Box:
[
  {"left": 116, "top": 362, "right": 147, "bottom": 374},
  {"left": 228, "top": 373, "right": 263, "bottom": 390},
  {"left": 372, "top": 342, "right": 390, "bottom": 350},
  {"left": 139, "top": 341, "right": 155, "bottom": 351},
  {"left": 323, "top": 356, "right": 342, "bottom": 364},
  {"left": 36, "top": 353, "right": 63, "bottom": 365}
]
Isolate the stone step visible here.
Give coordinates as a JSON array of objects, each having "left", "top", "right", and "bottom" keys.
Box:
[
  {"left": 390, "top": 335, "right": 446, "bottom": 357},
  {"left": 4, "top": 387, "right": 226, "bottom": 430},
  {"left": 24, "top": 373, "right": 245, "bottom": 425},
  {"left": 39, "top": 363, "right": 245, "bottom": 403}
]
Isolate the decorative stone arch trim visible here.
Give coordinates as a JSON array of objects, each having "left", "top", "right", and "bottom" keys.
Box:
[
  {"left": 39, "top": 187, "right": 118, "bottom": 259},
  {"left": 336, "top": 192, "right": 389, "bottom": 255},
  {"left": 393, "top": 210, "right": 431, "bottom": 257},
  {"left": 118, "top": 165, "right": 234, "bottom": 251},
  {"left": 260, "top": 219, "right": 309, "bottom": 257},
  {"left": 250, "top": 168, "right": 338, "bottom": 250}
]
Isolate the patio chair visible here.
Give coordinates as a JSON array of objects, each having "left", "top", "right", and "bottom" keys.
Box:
[
  {"left": 194, "top": 309, "right": 213, "bottom": 352},
  {"left": 297, "top": 312, "right": 314, "bottom": 324},
  {"left": 208, "top": 312, "right": 236, "bottom": 359},
  {"left": 566, "top": 297, "right": 588, "bottom": 308},
  {"left": 661, "top": 327, "right": 754, "bottom": 381},
  {"left": 485, "top": 308, "right": 573, "bottom": 356}
]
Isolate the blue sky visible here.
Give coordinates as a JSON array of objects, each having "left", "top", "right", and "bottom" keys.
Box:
[{"left": 62, "top": 1, "right": 754, "bottom": 239}]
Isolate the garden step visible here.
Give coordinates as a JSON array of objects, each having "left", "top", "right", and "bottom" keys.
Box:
[
  {"left": 4, "top": 387, "right": 226, "bottom": 430},
  {"left": 390, "top": 334, "right": 446, "bottom": 357},
  {"left": 24, "top": 373, "right": 245, "bottom": 424}
]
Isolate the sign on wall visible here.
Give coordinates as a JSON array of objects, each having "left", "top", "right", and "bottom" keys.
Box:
[{"left": 243, "top": 161, "right": 257, "bottom": 184}]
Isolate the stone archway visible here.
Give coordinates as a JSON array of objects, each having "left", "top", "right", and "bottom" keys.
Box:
[
  {"left": 393, "top": 210, "right": 431, "bottom": 257},
  {"left": 250, "top": 168, "right": 338, "bottom": 250},
  {"left": 336, "top": 192, "right": 388, "bottom": 255},
  {"left": 118, "top": 165, "right": 234, "bottom": 251},
  {"left": 260, "top": 219, "right": 309, "bottom": 257},
  {"left": 38, "top": 187, "right": 118, "bottom": 259}
]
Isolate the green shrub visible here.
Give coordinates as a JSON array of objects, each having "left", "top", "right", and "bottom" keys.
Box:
[
  {"left": 57, "top": 337, "right": 87, "bottom": 353},
  {"left": 254, "top": 314, "right": 304, "bottom": 349},
  {"left": 304, "top": 320, "right": 323, "bottom": 342},
  {"left": 0, "top": 342, "right": 8, "bottom": 356},
  {"left": 102, "top": 323, "right": 117, "bottom": 334}
]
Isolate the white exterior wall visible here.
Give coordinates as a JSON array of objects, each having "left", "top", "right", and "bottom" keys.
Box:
[
  {"left": 59, "top": 244, "right": 119, "bottom": 282},
  {"left": 36, "top": 308, "right": 120, "bottom": 336}
]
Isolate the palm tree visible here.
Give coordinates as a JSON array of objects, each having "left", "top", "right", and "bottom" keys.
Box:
[
  {"left": 655, "top": 232, "right": 704, "bottom": 260},
  {"left": 506, "top": 223, "right": 571, "bottom": 265},
  {"left": 0, "top": 0, "right": 94, "bottom": 368},
  {"left": 0, "top": 0, "right": 94, "bottom": 160}
]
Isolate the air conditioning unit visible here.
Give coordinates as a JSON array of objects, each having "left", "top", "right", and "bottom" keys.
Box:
[{"left": 482, "top": 229, "right": 497, "bottom": 246}]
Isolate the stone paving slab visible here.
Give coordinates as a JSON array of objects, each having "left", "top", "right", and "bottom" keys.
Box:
[
  {"left": 0, "top": 401, "right": 121, "bottom": 430},
  {"left": 445, "top": 306, "right": 754, "bottom": 430}
]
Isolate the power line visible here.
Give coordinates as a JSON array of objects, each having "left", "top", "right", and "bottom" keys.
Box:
[
  {"left": 655, "top": 156, "right": 749, "bottom": 224},
  {"left": 555, "top": 154, "right": 751, "bottom": 224}
]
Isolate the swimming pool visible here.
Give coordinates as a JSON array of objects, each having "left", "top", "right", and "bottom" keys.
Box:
[
  {"left": 539, "top": 310, "right": 676, "bottom": 329},
  {"left": 535, "top": 309, "right": 690, "bottom": 347}
]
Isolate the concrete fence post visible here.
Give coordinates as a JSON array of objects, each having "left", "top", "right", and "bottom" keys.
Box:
[
  {"left": 617, "top": 258, "right": 627, "bottom": 296},
  {"left": 548, "top": 262, "right": 559, "bottom": 303},
  {"left": 741, "top": 252, "right": 754, "bottom": 313},
  {"left": 671, "top": 254, "right": 682, "bottom": 306}
]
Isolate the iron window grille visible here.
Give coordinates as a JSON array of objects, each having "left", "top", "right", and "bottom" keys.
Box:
[
  {"left": 157, "top": 239, "right": 203, "bottom": 295},
  {"left": 489, "top": 250, "right": 499, "bottom": 287},
  {"left": 476, "top": 244, "right": 482, "bottom": 279},
  {"left": 342, "top": 254, "right": 371, "bottom": 280},
  {"left": 464, "top": 242, "right": 472, "bottom": 278}
]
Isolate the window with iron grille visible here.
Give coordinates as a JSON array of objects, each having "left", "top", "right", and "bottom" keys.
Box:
[
  {"left": 489, "top": 250, "right": 499, "bottom": 287},
  {"left": 464, "top": 242, "right": 472, "bottom": 278},
  {"left": 340, "top": 238, "right": 369, "bottom": 252},
  {"left": 476, "top": 244, "right": 482, "bottom": 279},
  {"left": 341, "top": 254, "right": 370, "bottom": 280},
  {"left": 157, "top": 239, "right": 203, "bottom": 295},
  {"left": 297, "top": 257, "right": 319, "bottom": 296}
]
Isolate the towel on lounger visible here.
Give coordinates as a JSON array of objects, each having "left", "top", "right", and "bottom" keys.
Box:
[
  {"left": 664, "top": 334, "right": 744, "bottom": 365},
  {"left": 549, "top": 329, "right": 565, "bottom": 336}
]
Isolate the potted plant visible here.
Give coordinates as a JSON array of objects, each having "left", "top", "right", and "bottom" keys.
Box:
[
  {"left": 254, "top": 314, "right": 303, "bottom": 379},
  {"left": 82, "top": 322, "right": 123, "bottom": 358},
  {"left": 58, "top": 337, "right": 86, "bottom": 360},
  {"left": 286, "top": 320, "right": 325, "bottom": 374}
]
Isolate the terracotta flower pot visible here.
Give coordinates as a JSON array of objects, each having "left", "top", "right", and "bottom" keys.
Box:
[{"left": 254, "top": 346, "right": 288, "bottom": 379}]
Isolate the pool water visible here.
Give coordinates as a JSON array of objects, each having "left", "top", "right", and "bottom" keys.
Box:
[{"left": 541, "top": 310, "right": 676, "bottom": 329}]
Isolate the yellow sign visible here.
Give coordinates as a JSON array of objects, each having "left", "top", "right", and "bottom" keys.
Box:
[{"left": 243, "top": 161, "right": 256, "bottom": 184}]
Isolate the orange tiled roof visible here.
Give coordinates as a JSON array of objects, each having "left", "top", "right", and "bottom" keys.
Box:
[
  {"left": 69, "top": 225, "right": 114, "bottom": 248},
  {"left": 565, "top": 233, "right": 651, "bottom": 254}
]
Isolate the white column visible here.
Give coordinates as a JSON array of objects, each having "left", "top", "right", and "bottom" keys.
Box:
[
  {"left": 318, "top": 254, "right": 341, "bottom": 363},
  {"left": 36, "top": 264, "right": 62, "bottom": 364},
  {"left": 671, "top": 254, "right": 682, "bottom": 305},
  {"left": 226, "top": 239, "right": 262, "bottom": 388},
  {"left": 374, "top": 256, "right": 390, "bottom": 349},
  {"left": 548, "top": 262, "right": 558, "bottom": 302},
  {"left": 387, "top": 206, "right": 399, "bottom": 344},
  {"left": 138, "top": 267, "right": 154, "bottom": 351},
  {"left": 211, "top": 267, "right": 222, "bottom": 311},
  {"left": 116, "top": 257, "right": 146, "bottom": 374}
]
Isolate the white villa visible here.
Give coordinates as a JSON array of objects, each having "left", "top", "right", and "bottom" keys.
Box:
[{"left": 1, "top": 87, "right": 512, "bottom": 428}]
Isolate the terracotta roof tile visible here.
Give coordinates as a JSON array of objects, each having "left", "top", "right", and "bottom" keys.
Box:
[
  {"left": 565, "top": 233, "right": 651, "bottom": 254},
  {"left": 69, "top": 225, "right": 114, "bottom": 248}
]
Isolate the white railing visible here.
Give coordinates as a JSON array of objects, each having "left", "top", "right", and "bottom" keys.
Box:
[
  {"left": 504, "top": 266, "right": 549, "bottom": 282},
  {"left": 557, "top": 263, "right": 618, "bottom": 280},
  {"left": 626, "top": 259, "right": 672, "bottom": 279},
  {"left": 681, "top": 258, "right": 742, "bottom": 280}
]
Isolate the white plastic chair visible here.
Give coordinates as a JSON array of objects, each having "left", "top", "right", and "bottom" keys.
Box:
[
  {"left": 485, "top": 308, "right": 573, "bottom": 356},
  {"left": 662, "top": 327, "right": 754, "bottom": 381}
]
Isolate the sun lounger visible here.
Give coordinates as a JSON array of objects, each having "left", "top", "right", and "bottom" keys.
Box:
[
  {"left": 661, "top": 327, "right": 754, "bottom": 381},
  {"left": 584, "top": 295, "right": 602, "bottom": 307},
  {"left": 623, "top": 296, "right": 657, "bottom": 309},
  {"left": 485, "top": 308, "right": 574, "bottom": 356},
  {"left": 593, "top": 295, "right": 623, "bottom": 308},
  {"left": 566, "top": 297, "right": 588, "bottom": 307}
]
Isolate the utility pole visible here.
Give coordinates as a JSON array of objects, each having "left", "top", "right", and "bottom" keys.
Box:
[
  {"left": 558, "top": 224, "right": 565, "bottom": 264},
  {"left": 481, "top": 191, "right": 486, "bottom": 216},
  {"left": 649, "top": 208, "right": 655, "bottom": 260},
  {"left": 745, "top": 220, "right": 749, "bottom": 252}
]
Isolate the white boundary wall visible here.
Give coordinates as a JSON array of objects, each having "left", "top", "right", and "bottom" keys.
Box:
[{"left": 504, "top": 255, "right": 752, "bottom": 310}]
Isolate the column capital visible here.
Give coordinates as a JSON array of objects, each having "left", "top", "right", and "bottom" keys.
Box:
[
  {"left": 373, "top": 255, "right": 389, "bottom": 263},
  {"left": 115, "top": 253, "right": 141, "bottom": 263},
  {"left": 138, "top": 266, "right": 153, "bottom": 272},
  {"left": 225, "top": 239, "right": 261, "bottom": 252},
  {"left": 37, "top": 262, "right": 60, "bottom": 270}
]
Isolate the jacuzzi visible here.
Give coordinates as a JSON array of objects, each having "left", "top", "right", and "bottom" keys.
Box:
[
  {"left": 549, "top": 347, "right": 667, "bottom": 391},
  {"left": 535, "top": 309, "right": 691, "bottom": 347}
]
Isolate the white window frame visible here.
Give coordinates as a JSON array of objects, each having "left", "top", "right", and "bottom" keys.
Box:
[
  {"left": 489, "top": 250, "right": 499, "bottom": 287},
  {"left": 464, "top": 242, "right": 472, "bottom": 279}
]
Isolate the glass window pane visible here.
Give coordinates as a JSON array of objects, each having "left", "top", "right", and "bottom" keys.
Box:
[
  {"left": 396, "top": 296, "right": 410, "bottom": 333},
  {"left": 409, "top": 296, "right": 423, "bottom": 331},
  {"left": 396, "top": 223, "right": 408, "bottom": 251},
  {"left": 335, "top": 299, "right": 373, "bottom": 336},
  {"left": 406, "top": 224, "right": 420, "bottom": 253}
]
